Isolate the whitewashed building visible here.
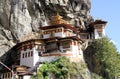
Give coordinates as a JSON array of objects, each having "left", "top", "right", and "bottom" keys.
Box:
[
  {"left": 0, "top": 15, "right": 107, "bottom": 79},
  {"left": 90, "top": 19, "right": 107, "bottom": 39}
]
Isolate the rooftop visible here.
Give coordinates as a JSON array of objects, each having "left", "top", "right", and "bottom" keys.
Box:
[
  {"left": 40, "top": 24, "right": 79, "bottom": 31},
  {"left": 92, "top": 19, "right": 107, "bottom": 24}
]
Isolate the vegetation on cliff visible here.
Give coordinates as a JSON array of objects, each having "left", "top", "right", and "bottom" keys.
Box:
[
  {"left": 84, "top": 37, "right": 120, "bottom": 79},
  {"left": 31, "top": 57, "right": 87, "bottom": 79}
]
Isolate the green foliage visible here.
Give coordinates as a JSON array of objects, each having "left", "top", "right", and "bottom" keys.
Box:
[
  {"left": 88, "top": 37, "right": 120, "bottom": 79},
  {"left": 32, "top": 57, "right": 87, "bottom": 79},
  {"left": 91, "top": 73, "right": 104, "bottom": 79}
]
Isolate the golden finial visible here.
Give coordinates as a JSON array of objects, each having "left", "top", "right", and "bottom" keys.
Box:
[
  {"left": 52, "top": 13, "right": 62, "bottom": 20},
  {"left": 50, "top": 13, "right": 68, "bottom": 25}
]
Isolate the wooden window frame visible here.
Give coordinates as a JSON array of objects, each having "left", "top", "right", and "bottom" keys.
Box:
[
  {"left": 22, "top": 53, "right": 24, "bottom": 58},
  {"left": 25, "top": 53, "right": 27, "bottom": 58},
  {"left": 31, "top": 51, "right": 33, "bottom": 56},
  {"left": 61, "top": 41, "right": 70, "bottom": 48},
  {"left": 28, "top": 52, "right": 31, "bottom": 57}
]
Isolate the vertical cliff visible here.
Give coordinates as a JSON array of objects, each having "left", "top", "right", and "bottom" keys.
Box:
[{"left": 0, "top": 0, "right": 93, "bottom": 57}]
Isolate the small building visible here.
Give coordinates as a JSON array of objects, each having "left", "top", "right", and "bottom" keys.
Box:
[
  {"left": 89, "top": 19, "right": 107, "bottom": 39},
  {"left": 41, "top": 24, "right": 78, "bottom": 39}
]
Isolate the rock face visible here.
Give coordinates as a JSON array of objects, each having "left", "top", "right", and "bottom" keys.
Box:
[{"left": 0, "top": 0, "right": 92, "bottom": 57}]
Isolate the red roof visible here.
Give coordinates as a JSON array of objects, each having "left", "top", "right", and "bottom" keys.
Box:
[
  {"left": 92, "top": 20, "right": 107, "bottom": 24},
  {"left": 89, "top": 20, "right": 107, "bottom": 28},
  {"left": 42, "top": 36, "right": 83, "bottom": 43},
  {"left": 59, "top": 36, "right": 83, "bottom": 42},
  {"left": 40, "top": 24, "right": 78, "bottom": 31},
  {"left": 12, "top": 39, "right": 45, "bottom": 50}
]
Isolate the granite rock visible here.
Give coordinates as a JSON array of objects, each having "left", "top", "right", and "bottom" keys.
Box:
[{"left": 0, "top": 0, "right": 93, "bottom": 57}]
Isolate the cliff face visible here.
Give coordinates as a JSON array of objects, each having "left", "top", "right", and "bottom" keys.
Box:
[{"left": 0, "top": 0, "right": 92, "bottom": 56}]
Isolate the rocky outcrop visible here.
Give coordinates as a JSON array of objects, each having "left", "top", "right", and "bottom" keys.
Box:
[{"left": 0, "top": 0, "right": 93, "bottom": 57}]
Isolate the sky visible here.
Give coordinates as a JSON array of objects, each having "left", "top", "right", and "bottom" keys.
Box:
[{"left": 90, "top": 0, "right": 120, "bottom": 52}]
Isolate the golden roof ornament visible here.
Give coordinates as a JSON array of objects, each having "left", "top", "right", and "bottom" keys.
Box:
[{"left": 50, "top": 13, "right": 68, "bottom": 25}]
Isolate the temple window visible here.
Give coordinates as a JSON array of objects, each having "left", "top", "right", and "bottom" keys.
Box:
[
  {"left": 37, "top": 46, "right": 41, "bottom": 50},
  {"left": 4, "top": 73, "right": 7, "bottom": 78},
  {"left": 28, "top": 52, "right": 31, "bottom": 57},
  {"left": 38, "top": 52, "right": 42, "bottom": 56},
  {"left": 41, "top": 46, "right": 43, "bottom": 49},
  {"left": 7, "top": 73, "right": 10, "bottom": 78},
  {"left": 50, "top": 31, "right": 55, "bottom": 37},
  {"left": 74, "top": 42, "right": 76, "bottom": 45},
  {"left": 22, "top": 51, "right": 33, "bottom": 58},
  {"left": 45, "top": 31, "right": 47, "bottom": 34},
  {"left": 3, "top": 73, "right": 5, "bottom": 78},
  {"left": 46, "top": 43, "right": 58, "bottom": 51},
  {"left": 25, "top": 53, "right": 27, "bottom": 58},
  {"left": 55, "top": 28, "right": 62, "bottom": 32},
  {"left": 95, "top": 24, "right": 103, "bottom": 28},
  {"left": 56, "top": 29, "right": 58, "bottom": 32},
  {"left": 22, "top": 53, "right": 24, "bottom": 58},
  {"left": 63, "top": 50, "right": 67, "bottom": 52},
  {"left": 37, "top": 45, "right": 45, "bottom": 50},
  {"left": 31, "top": 51, "right": 33, "bottom": 56},
  {"left": 61, "top": 41, "right": 70, "bottom": 48},
  {"left": 47, "top": 31, "right": 50, "bottom": 34},
  {"left": 5, "top": 73, "right": 7, "bottom": 78},
  {"left": 30, "top": 45, "right": 32, "bottom": 49},
  {"left": 58, "top": 29, "right": 62, "bottom": 32},
  {"left": 43, "top": 46, "right": 45, "bottom": 50},
  {"left": 39, "top": 46, "right": 42, "bottom": 49},
  {"left": 24, "top": 46, "right": 27, "bottom": 51},
  {"left": 10, "top": 72, "right": 12, "bottom": 78},
  {"left": 44, "top": 31, "right": 46, "bottom": 34},
  {"left": 32, "top": 44, "right": 35, "bottom": 48}
]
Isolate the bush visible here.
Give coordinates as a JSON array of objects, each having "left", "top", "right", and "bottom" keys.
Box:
[{"left": 32, "top": 57, "right": 87, "bottom": 79}]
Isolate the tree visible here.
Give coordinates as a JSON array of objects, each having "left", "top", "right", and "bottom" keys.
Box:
[{"left": 84, "top": 37, "right": 120, "bottom": 79}]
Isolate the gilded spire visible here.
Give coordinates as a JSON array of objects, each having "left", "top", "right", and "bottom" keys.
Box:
[{"left": 50, "top": 13, "right": 68, "bottom": 25}]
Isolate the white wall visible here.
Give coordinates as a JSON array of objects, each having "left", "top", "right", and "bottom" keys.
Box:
[
  {"left": 20, "top": 48, "right": 34, "bottom": 68},
  {"left": 94, "top": 28, "right": 106, "bottom": 39},
  {"left": 55, "top": 32, "right": 65, "bottom": 37},
  {"left": 39, "top": 56, "right": 59, "bottom": 63},
  {"left": 43, "top": 34, "right": 50, "bottom": 38},
  {"left": 59, "top": 46, "right": 64, "bottom": 52},
  {"left": 43, "top": 28, "right": 75, "bottom": 39},
  {"left": 59, "top": 46, "right": 71, "bottom": 53},
  {"left": 1, "top": 72, "right": 12, "bottom": 79},
  {"left": 23, "top": 75, "right": 31, "bottom": 79},
  {"left": 71, "top": 44, "right": 79, "bottom": 56},
  {"left": 20, "top": 48, "right": 40, "bottom": 68},
  {"left": 59, "top": 42, "right": 79, "bottom": 56},
  {"left": 94, "top": 29, "right": 100, "bottom": 39},
  {"left": 33, "top": 49, "right": 39, "bottom": 66},
  {"left": 102, "top": 29, "right": 106, "bottom": 36},
  {"left": 43, "top": 32, "right": 64, "bottom": 38}
]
